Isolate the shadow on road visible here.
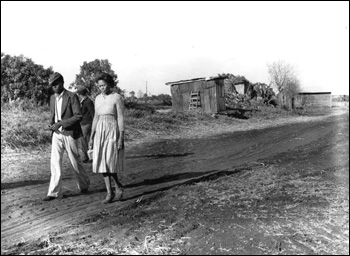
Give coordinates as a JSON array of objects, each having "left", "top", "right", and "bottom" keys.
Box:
[
  {"left": 121, "top": 165, "right": 252, "bottom": 201},
  {"left": 125, "top": 169, "right": 218, "bottom": 187},
  {"left": 127, "top": 152, "right": 195, "bottom": 159},
  {"left": 1, "top": 177, "right": 72, "bottom": 190}
]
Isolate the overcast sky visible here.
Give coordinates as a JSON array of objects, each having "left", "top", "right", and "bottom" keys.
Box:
[{"left": 1, "top": 1, "right": 349, "bottom": 95}]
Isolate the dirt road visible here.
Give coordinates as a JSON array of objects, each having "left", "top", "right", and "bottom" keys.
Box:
[{"left": 1, "top": 112, "right": 349, "bottom": 253}]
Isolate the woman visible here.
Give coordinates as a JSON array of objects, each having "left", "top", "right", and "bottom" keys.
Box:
[{"left": 89, "top": 72, "right": 125, "bottom": 204}]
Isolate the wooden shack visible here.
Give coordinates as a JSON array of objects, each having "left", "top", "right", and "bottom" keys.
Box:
[
  {"left": 278, "top": 91, "right": 332, "bottom": 109},
  {"left": 295, "top": 92, "right": 332, "bottom": 109},
  {"left": 166, "top": 76, "right": 227, "bottom": 113}
]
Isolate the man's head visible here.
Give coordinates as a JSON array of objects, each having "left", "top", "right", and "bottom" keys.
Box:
[
  {"left": 49, "top": 72, "right": 64, "bottom": 94},
  {"left": 76, "top": 86, "right": 88, "bottom": 99}
]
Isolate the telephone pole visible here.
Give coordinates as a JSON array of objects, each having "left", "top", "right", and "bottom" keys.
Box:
[{"left": 146, "top": 81, "right": 148, "bottom": 96}]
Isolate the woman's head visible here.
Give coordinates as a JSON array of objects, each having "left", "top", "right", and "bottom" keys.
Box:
[{"left": 95, "top": 72, "right": 116, "bottom": 94}]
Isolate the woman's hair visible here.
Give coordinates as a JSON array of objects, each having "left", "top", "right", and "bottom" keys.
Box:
[{"left": 95, "top": 72, "right": 116, "bottom": 88}]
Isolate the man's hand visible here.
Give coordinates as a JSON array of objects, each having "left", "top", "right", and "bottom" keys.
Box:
[{"left": 49, "top": 122, "right": 62, "bottom": 131}]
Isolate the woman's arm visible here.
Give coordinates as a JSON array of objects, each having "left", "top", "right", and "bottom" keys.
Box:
[
  {"left": 89, "top": 98, "right": 99, "bottom": 149},
  {"left": 116, "top": 94, "right": 125, "bottom": 150}
]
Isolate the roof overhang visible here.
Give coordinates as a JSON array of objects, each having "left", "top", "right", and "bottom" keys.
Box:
[
  {"left": 298, "top": 92, "right": 332, "bottom": 95},
  {"left": 166, "top": 75, "right": 229, "bottom": 86}
]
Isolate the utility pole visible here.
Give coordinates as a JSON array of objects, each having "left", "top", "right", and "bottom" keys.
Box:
[{"left": 145, "top": 81, "right": 148, "bottom": 103}]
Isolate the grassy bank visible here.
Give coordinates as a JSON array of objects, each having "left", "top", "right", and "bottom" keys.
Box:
[{"left": 1, "top": 100, "right": 212, "bottom": 152}]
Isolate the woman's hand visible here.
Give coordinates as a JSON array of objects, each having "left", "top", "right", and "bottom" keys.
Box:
[
  {"left": 117, "top": 139, "right": 124, "bottom": 151},
  {"left": 88, "top": 139, "right": 93, "bottom": 150},
  {"left": 118, "top": 131, "right": 125, "bottom": 150}
]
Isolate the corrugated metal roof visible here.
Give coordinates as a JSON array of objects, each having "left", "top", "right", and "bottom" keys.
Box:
[{"left": 165, "top": 75, "right": 229, "bottom": 86}]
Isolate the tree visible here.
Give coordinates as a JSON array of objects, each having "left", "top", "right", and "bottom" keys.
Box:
[
  {"left": 72, "top": 59, "right": 121, "bottom": 99},
  {"left": 284, "top": 76, "right": 301, "bottom": 98},
  {"left": 156, "top": 93, "right": 172, "bottom": 106},
  {"left": 129, "top": 91, "right": 135, "bottom": 97},
  {"left": 1, "top": 52, "right": 54, "bottom": 104},
  {"left": 137, "top": 90, "right": 144, "bottom": 98},
  {"left": 247, "top": 82, "right": 275, "bottom": 100},
  {"left": 267, "top": 60, "right": 301, "bottom": 97}
]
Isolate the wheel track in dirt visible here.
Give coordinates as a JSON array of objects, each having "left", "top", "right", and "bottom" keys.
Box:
[{"left": 1, "top": 113, "right": 348, "bottom": 250}]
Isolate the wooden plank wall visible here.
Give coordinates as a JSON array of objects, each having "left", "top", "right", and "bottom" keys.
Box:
[
  {"left": 295, "top": 94, "right": 332, "bottom": 108},
  {"left": 170, "top": 79, "right": 226, "bottom": 113},
  {"left": 216, "top": 79, "right": 226, "bottom": 112}
]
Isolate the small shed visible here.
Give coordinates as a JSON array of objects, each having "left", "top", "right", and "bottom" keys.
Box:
[
  {"left": 166, "top": 76, "right": 227, "bottom": 113},
  {"left": 278, "top": 91, "right": 332, "bottom": 109},
  {"left": 295, "top": 92, "right": 332, "bottom": 109}
]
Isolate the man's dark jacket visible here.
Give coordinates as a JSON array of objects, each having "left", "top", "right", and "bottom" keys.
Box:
[
  {"left": 50, "top": 89, "right": 83, "bottom": 139},
  {"left": 80, "top": 97, "right": 95, "bottom": 126}
]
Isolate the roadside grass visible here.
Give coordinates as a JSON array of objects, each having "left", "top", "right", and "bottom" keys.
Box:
[
  {"left": 1, "top": 100, "right": 212, "bottom": 152},
  {"left": 2, "top": 100, "right": 347, "bottom": 152},
  {"left": 1, "top": 100, "right": 52, "bottom": 151},
  {"left": 332, "top": 101, "right": 349, "bottom": 110}
]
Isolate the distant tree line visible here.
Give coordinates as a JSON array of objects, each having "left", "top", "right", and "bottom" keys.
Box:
[
  {"left": 125, "top": 91, "right": 171, "bottom": 106},
  {"left": 1, "top": 52, "right": 300, "bottom": 110}
]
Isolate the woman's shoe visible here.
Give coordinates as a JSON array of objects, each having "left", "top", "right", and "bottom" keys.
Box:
[
  {"left": 102, "top": 192, "right": 115, "bottom": 204},
  {"left": 114, "top": 187, "right": 123, "bottom": 201}
]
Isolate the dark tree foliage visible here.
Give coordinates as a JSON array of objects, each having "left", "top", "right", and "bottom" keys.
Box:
[
  {"left": 71, "top": 59, "right": 122, "bottom": 99},
  {"left": 1, "top": 52, "right": 54, "bottom": 104},
  {"left": 155, "top": 94, "right": 172, "bottom": 106}
]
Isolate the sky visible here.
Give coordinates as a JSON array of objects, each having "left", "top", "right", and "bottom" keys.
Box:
[{"left": 1, "top": 1, "right": 349, "bottom": 95}]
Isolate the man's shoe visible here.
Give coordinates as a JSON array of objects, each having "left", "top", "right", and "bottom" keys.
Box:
[{"left": 42, "top": 196, "right": 56, "bottom": 201}]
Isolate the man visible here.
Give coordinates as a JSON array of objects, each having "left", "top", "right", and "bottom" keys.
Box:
[
  {"left": 43, "top": 72, "right": 90, "bottom": 201},
  {"left": 76, "top": 86, "right": 94, "bottom": 163}
]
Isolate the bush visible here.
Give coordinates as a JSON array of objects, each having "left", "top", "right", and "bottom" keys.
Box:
[{"left": 124, "top": 100, "right": 156, "bottom": 114}]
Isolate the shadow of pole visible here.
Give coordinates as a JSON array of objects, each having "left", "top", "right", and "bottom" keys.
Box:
[{"left": 121, "top": 165, "right": 253, "bottom": 201}]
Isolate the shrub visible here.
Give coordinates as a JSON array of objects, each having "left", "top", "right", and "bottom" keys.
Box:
[{"left": 124, "top": 100, "right": 156, "bottom": 114}]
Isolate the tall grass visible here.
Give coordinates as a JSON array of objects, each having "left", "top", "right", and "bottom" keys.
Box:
[
  {"left": 249, "top": 105, "right": 298, "bottom": 120},
  {"left": 1, "top": 100, "right": 210, "bottom": 151},
  {"left": 1, "top": 100, "right": 52, "bottom": 151},
  {"left": 3, "top": 99, "right": 336, "bottom": 152}
]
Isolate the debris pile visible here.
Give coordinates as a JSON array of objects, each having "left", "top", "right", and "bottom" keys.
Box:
[{"left": 220, "top": 73, "right": 277, "bottom": 109}]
